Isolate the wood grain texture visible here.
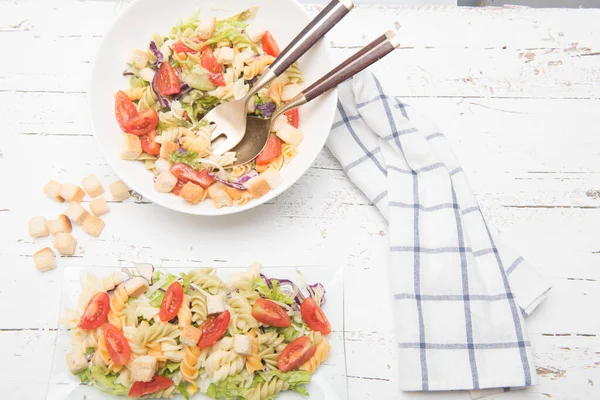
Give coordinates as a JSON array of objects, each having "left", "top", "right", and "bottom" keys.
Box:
[{"left": 2, "top": 1, "right": 600, "bottom": 399}]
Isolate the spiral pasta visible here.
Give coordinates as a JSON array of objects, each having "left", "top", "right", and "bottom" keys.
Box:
[
  {"left": 156, "top": 127, "right": 195, "bottom": 144},
  {"left": 188, "top": 268, "right": 226, "bottom": 295},
  {"left": 236, "top": 191, "right": 253, "bottom": 206},
  {"left": 285, "top": 62, "right": 303, "bottom": 84},
  {"left": 136, "top": 87, "right": 158, "bottom": 111},
  {"left": 190, "top": 291, "right": 208, "bottom": 323},
  {"left": 256, "top": 153, "right": 284, "bottom": 173},
  {"left": 281, "top": 144, "right": 298, "bottom": 163},
  {"left": 181, "top": 134, "right": 211, "bottom": 158},
  {"left": 228, "top": 292, "right": 258, "bottom": 333},
  {"left": 135, "top": 322, "right": 179, "bottom": 346},
  {"left": 181, "top": 345, "right": 201, "bottom": 383},
  {"left": 243, "top": 54, "right": 275, "bottom": 80},
  {"left": 205, "top": 350, "right": 245, "bottom": 382},
  {"left": 300, "top": 337, "right": 330, "bottom": 373},
  {"left": 102, "top": 272, "right": 127, "bottom": 291},
  {"left": 258, "top": 331, "right": 286, "bottom": 352},
  {"left": 245, "top": 331, "right": 262, "bottom": 374},
  {"left": 268, "top": 76, "right": 286, "bottom": 106},
  {"left": 123, "top": 87, "right": 146, "bottom": 101},
  {"left": 245, "top": 377, "right": 289, "bottom": 400},
  {"left": 229, "top": 262, "right": 262, "bottom": 292},
  {"left": 177, "top": 295, "right": 192, "bottom": 329},
  {"left": 123, "top": 325, "right": 148, "bottom": 357},
  {"left": 108, "top": 285, "right": 129, "bottom": 330},
  {"left": 230, "top": 163, "right": 252, "bottom": 179}
]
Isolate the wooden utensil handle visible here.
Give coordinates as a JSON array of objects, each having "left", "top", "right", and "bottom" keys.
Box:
[
  {"left": 302, "top": 31, "right": 399, "bottom": 102},
  {"left": 269, "top": 0, "right": 354, "bottom": 77}
]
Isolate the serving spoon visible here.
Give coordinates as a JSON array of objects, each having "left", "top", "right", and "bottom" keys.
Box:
[
  {"left": 207, "top": 0, "right": 355, "bottom": 156},
  {"left": 229, "top": 30, "right": 400, "bottom": 167}
]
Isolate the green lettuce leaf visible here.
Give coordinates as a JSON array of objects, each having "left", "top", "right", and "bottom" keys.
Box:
[
  {"left": 178, "top": 382, "right": 191, "bottom": 400},
  {"left": 280, "top": 325, "right": 301, "bottom": 342},
  {"left": 158, "top": 362, "right": 180, "bottom": 378},
  {"left": 129, "top": 75, "right": 149, "bottom": 88},
  {"left": 215, "top": 6, "right": 258, "bottom": 31},
  {"left": 181, "top": 95, "right": 220, "bottom": 125},
  {"left": 180, "top": 272, "right": 191, "bottom": 294},
  {"left": 206, "top": 374, "right": 250, "bottom": 399},
  {"left": 259, "top": 370, "right": 311, "bottom": 396},
  {"left": 87, "top": 366, "right": 129, "bottom": 396},
  {"left": 202, "top": 28, "right": 258, "bottom": 53},
  {"left": 181, "top": 67, "right": 216, "bottom": 91},
  {"left": 168, "top": 149, "right": 203, "bottom": 170},
  {"left": 75, "top": 368, "right": 91, "bottom": 384},
  {"left": 254, "top": 278, "right": 295, "bottom": 305}
]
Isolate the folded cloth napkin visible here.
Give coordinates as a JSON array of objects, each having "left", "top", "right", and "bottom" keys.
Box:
[{"left": 326, "top": 71, "right": 552, "bottom": 392}]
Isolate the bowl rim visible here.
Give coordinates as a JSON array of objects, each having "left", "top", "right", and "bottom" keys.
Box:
[{"left": 88, "top": 0, "right": 338, "bottom": 216}]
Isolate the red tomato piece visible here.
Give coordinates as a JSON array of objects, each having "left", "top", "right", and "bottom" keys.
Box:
[
  {"left": 170, "top": 163, "right": 213, "bottom": 189},
  {"left": 209, "top": 72, "right": 226, "bottom": 87},
  {"left": 102, "top": 323, "right": 131, "bottom": 366},
  {"left": 141, "top": 130, "right": 161, "bottom": 155},
  {"left": 200, "top": 47, "right": 222, "bottom": 74},
  {"left": 252, "top": 298, "right": 291, "bottom": 327},
  {"left": 159, "top": 281, "right": 184, "bottom": 322},
  {"left": 255, "top": 134, "right": 282, "bottom": 165},
  {"left": 123, "top": 108, "right": 158, "bottom": 136},
  {"left": 277, "top": 336, "right": 317, "bottom": 372},
  {"left": 300, "top": 297, "right": 331, "bottom": 335},
  {"left": 171, "top": 180, "right": 185, "bottom": 196},
  {"left": 78, "top": 292, "right": 110, "bottom": 330},
  {"left": 115, "top": 91, "right": 138, "bottom": 132},
  {"left": 198, "top": 310, "right": 230, "bottom": 348},
  {"left": 156, "top": 62, "right": 181, "bottom": 96},
  {"left": 285, "top": 108, "right": 299, "bottom": 128},
  {"left": 262, "top": 31, "right": 281, "bottom": 57},
  {"left": 129, "top": 376, "right": 174, "bottom": 397},
  {"left": 171, "top": 41, "right": 198, "bottom": 54}
]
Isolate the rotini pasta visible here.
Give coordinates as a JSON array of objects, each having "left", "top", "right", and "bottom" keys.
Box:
[
  {"left": 243, "top": 54, "right": 276, "bottom": 80},
  {"left": 107, "top": 285, "right": 129, "bottom": 330},
  {"left": 244, "top": 377, "right": 289, "bottom": 400},
  {"left": 156, "top": 127, "right": 195, "bottom": 144},
  {"left": 181, "top": 134, "right": 211, "bottom": 158},
  {"left": 230, "top": 162, "right": 252, "bottom": 179},
  {"left": 136, "top": 87, "right": 158, "bottom": 111},
  {"left": 281, "top": 143, "right": 298, "bottom": 163},
  {"left": 205, "top": 350, "right": 245, "bottom": 382},
  {"left": 135, "top": 322, "right": 179, "bottom": 346},
  {"left": 190, "top": 290, "right": 208, "bottom": 323},
  {"left": 181, "top": 345, "right": 202, "bottom": 383},
  {"left": 245, "top": 331, "right": 262, "bottom": 374},
  {"left": 228, "top": 292, "right": 259, "bottom": 333},
  {"left": 299, "top": 337, "right": 330, "bottom": 373},
  {"left": 256, "top": 152, "right": 284, "bottom": 173},
  {"left": 188, "top": 268, "right": 226, "bottom": 294}
]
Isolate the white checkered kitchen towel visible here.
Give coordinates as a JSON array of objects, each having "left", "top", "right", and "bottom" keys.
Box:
[{"left": 326, "top": 71, "right": 552, "bottom": 392}]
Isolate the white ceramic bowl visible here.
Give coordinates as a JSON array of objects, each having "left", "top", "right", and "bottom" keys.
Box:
[{"left": 89, "top": 0, "right": 337, "bottom": 216}]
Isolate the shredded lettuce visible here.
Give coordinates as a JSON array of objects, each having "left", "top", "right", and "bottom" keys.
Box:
[
  {"left": 254, "top": 278, "right": 295, "bottom": 305},
  {"left": 158, "top": 362, "right": 180, "bottom": 378},
  {"left": 75, "top": 368, "right": 90, "bottom": 384},
  {"left": 202, "top": 28, "right": 258, "bottom": 53},
  {"left": 181, "top": 67, "right": 216, "bottom": 91},
  {"left": 178, "top": 382, "right": 191, "bottom": 400},
  {"left": 281, "top": 325, "right": 301, "bottom": 342},
  {"left": 129, "top": 74, "right": 149, "bottom": 88},
  {"left": 169, "top": 150, "right": 202, "bottom": 170},
  {"left": 259, "top": 370, "right": 311, "bottom": 395},
  {"left": 215, "top": 7, "right": 258, "bottom": 31},
  {"left": 181, "top": 95, "right": 220, "bottom": 124},
  {"left": 86, "top": 366, "right": 129, "bottom": 396},
  {"left": 180, "top": 272, "right": 191, "bottom": 294},
  {"left": 206, "top": 374, "right": 249, "bottom": 399}
]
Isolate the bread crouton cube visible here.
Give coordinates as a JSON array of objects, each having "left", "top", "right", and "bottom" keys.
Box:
[
  {"left": 47, "top": 214, "right": 72, "bottom": 234},
  {"left": 180, "top": 182, "right": 206, "bottom": 204},
  {"left": 90, "top": 197, "right": 109, "bottom": 217},
  {"left": 54, "top": 232, "right": 77, "bottom": 256},
  {"left": 245, "top": 175, "right": 270, "bottom": 199},
  {"left": 196, "top": 16, "right": 216, "bottom": 39},
  {"left": 154, "top": 171, "right": 178, "bottom": 193},
  {"left": 233, "top": 334, "right": 253, "bottom": 356},
  {"left": 82, "top": 215, "right": 105, "bottom": 237},
  {"left": 29, "top": 216, "right": 49, "bottom": 238},
  {"left": 81, "top": 174, "right": 104, "bottom": 198},
  {"left": 207, "top": 185, "right": 233, "bottom": 208},
  {"left": 159, "top": 142, "right": 180, "bottom": 159},
  {"left": 276, "top": 123, "right": 304, "bottom": 146},
  {"left": 123, "top": 277, "right": 149, "bottom": 297},
  {"left": 260, "top": 168, "right": 283, "bottom": 189},
  {"left": 180, "top": 326, "right": 202, "bottom": 346},
  {"left": 109, "top": 180, "right": 131, "bottom": 202},
  {"left": 66, "top": 351, "right": 88, "bottom": 374},
  {"left": 207, "top": 293, "right": 227, "bottom": 315},
  {"left": 121, "top": 134, "right": 142, "bottom": 160},
  {"left": 65, "top": 202, "right": 89, "bottom": 225},
  {"left": 33, "top": 248, "right": 56, "bottom": 272},
  {"left": 59, "top": 183, "right": 85, "bottom": 203},
  {"left": 131, "top": 355, "right": 158, "bottom": 382},
  {"left": 223, "top": 186, "right": 245, "bottom": 201},
  {"left": 43, "top": 180, "right": 64, "bottom": 202}
]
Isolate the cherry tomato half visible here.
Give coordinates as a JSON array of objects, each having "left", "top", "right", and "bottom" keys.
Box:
[
  {"left": 255, "top": 134, "right": 282, "bottom": 165},
  {"left": 102, "top": 323, "right": 131, "bottom": 366},
  {"left": 285, "top": 108, "right": 299, "bottom": 128},
  {"left": 78, "top": 292, "right": 110, "bottom": 330},
  {"left": 252, "top": 298, "right": 291, "bottom": 327},
  {"left": 129, "top": 376, "right": 174, "bottom": 397},
  {"left": 159, "top": 281, "right": 184, "bottom": 322},
  {"left": 300, "top": 297, "right": 331, "bottom": 335},
  {"left": 123, "top": 108, "right": 158, "bottom": 136},
  {"left": 198, "top": 310, "right": 230, "bottom": 348},
  {"left": 141, "top": 130, "right": 161, "bottom": 155},
  {"left": 200, "top": 47, "right": 222, "bottom": 74},
  {"left": 155, "top": 62, "right": 181, "bottom": 96},
  {"left": 262, "top": 31, "right": 281, "bottom": 57},
  {"left": 171, "top": 180, "right": 186, "bottom": 196},
  {"left": 171, "top": 41, "right": 198, "bottom": 54},
  {"left": 277, "top": 336, "right": 316, "bottom": 372},
  {"left": 115, "top": 91, "right": 138, "bottom": 132},
  {"left": 170, "top": 163, "right": 213, "bottom": 189}
]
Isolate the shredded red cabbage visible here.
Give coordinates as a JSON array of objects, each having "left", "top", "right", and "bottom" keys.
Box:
[
  {"left": 259, "top": 274, "right": 326, "bottom": 307},
  {"left": 255, "top": 102, "right": 276, "bottom": 118},
  {"left": 178, "top": 146, "right": 186, "bottom": 154},
  {"left": 237, "top": 170, "right": 258, "bottom": 183},
  {"left": 174, "top": 83, "right": 192, "bottom": 100},
  {"left": 149, "top": 41, "right": 163, "bottom": 67},
  {"left": 123, "top": 69, "right": 134, "bottom": 76},
  {"left": 210, "top": 173, "right": 247, "bottom": 191}
]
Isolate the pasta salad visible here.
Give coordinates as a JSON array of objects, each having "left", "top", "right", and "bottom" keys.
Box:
[
  {"left": 115, "top": 8, "right": 305, "bottom": 208},
  {"left": 62, "top": 263, "right": 332, "bottom": 399}
]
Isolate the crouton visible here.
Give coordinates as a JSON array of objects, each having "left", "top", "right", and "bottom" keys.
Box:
[
  {"left": 155, "top": 158, "right": 173, "bottom": 173},
  {"left": 260, "top": 168, "right": 283, "bottom": 189},
  {"left": 207, "top": 183, "right": 233, "bottom": 208},
  {"left": 82, "top": 215, "right": 105, "bottom": 237},
  {"left": 180, "top": 182, "right": 206, "bottom": 204},
  {"left": 43, "top": 180, "right": 64, "bottom": 202},
  {"left": 276, "top": 123, "right": 304, "bottom": 146},
  {"left": 196, "top": 16, "right": 216, "bottom": 39},
  {"left": 159, "top": 142, "right": 180, "bottom": 159},
  {"left": 33, "top": 248, "right": 56, "bottom": 272},
  {"left": 65, "top": 202, "right": 89, "bottom": 225},
  {"left": 131, "top": 356, "right": 157, "bottom": 382},
  {"left": 223, "top": 186, "right": 245, "bottom": 201},
  {"left": 81, "top": 174, "right": 104, "bottom": 198},
  {"left": 90, "top": 196, "right": 109, "bottom": 217},
  {"left": 109, "top": 180, "right": 131, "bottom": 202},
  {"left": 245, "top": 175, "right": 270, "bottom": 199},
  {"left": 180, "top": 326, "right": 202, "bottom": 346},
  {"left": 154, "top": 171, "right": 178, "bottom": 193},
  {"left": 245, "top": 24, "right": 265, "bottom": 43},
  {"left": 29, "top": 216, "right": 49, "bottom": 238},
  {"left": 54, "top": 233, "right": 77, "bottom": 256},
  {"left": 59, "top": 183, "right": 85, "bottom": 203},
  {"left": 123, "top": 277, "right": 149, "bottom": 297},
  {"left": 233, "top": 334, "right": 253, "bottom": 356},
  {"left": 47, "top": 214, "right": 72, "bottom": 234},
  {"left": 207, "top": 293, "right": 227, "bottom": 314},
  {"left": 120, "top": 134, "right": 142, "bottom": 160},
  {"left": 66, "top": 351, "right": 88, "bottom": 374}
]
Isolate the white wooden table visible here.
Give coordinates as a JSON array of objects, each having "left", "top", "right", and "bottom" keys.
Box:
[{"left": 2, "top": 1, "right": 600, "bottom": 399}]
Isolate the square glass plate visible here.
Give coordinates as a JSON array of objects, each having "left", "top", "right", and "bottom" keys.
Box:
[{"left": 48, "top": 266, "right": 347, "bottom": 400}]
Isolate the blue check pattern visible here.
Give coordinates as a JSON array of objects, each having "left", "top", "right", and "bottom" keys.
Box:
[{"left": 326, "top": 71, "right": 551, "bottom": 391}]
